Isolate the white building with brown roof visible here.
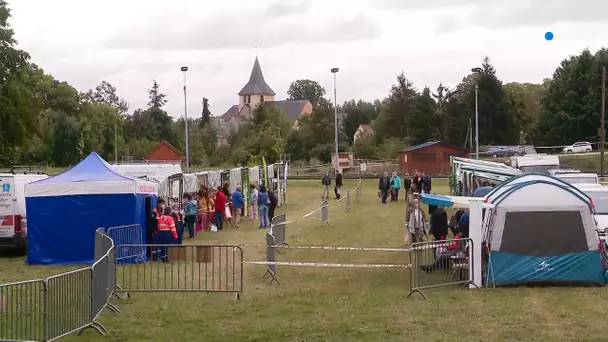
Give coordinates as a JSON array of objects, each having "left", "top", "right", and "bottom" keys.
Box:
[{"left": 218, "top": 57, "right": 313, "bottom": 136}]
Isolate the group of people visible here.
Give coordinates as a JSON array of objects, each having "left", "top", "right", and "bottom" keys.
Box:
[
  {"left": 321, "top": 171, "right": 343, "bottom": 199},
  {"left": 145, "top": 182, "right": 280, "bottom": 261},
  {"left": 377, "top": 171, "right": 433, "bottom": 204}
]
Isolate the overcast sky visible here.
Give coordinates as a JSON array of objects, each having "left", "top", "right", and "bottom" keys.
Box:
[{"left": 8, "top": 0, "right": 608, "bottom": 118}]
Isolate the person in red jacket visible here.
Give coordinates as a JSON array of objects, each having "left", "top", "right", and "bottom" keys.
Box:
[
  {"left": 214, "top": 186, "right": 226, "bottom": 231},
  {"left": 157, "top": 207, "right": 178, "bottom": 262}
]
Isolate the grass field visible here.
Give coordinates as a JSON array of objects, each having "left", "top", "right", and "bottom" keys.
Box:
[{"left": 2, "top": 179, "right": 608, "bottom": 341}]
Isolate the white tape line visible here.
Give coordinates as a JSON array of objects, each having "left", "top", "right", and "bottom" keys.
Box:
[
  {"left": 267, "top": 245, "right": 410, "bottom": 252},
  {"left": 242, "top": 261, "right": 412, "bottom": 268}
]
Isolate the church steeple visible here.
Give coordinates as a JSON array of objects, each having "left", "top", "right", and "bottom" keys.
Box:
[{"left": 238, "top": 57, "right": 276, "bottom": 96}]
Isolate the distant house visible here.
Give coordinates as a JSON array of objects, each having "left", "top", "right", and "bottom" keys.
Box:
[
  {"left": 397, "top": 141, "right": 469, "bottom": 175},
  {"left": 219, "top": 57, "right": 313, "bottom": 135},
  {"left": 353, "top": 124, "right": 374, "bottom": 142},
  {"left": 145, "top": 140, "right": 183, "bottom": 163}
]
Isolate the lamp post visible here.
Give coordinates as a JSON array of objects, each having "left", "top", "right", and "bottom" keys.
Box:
[
  {"left": 181, "top": 66, "right": 190, "bottom": 171},
  {"left": 471, "top": 67, "right": 482, "bottom": 159},
  {"left": 330, "top": 68, "right": 340, "bottom": 174}
]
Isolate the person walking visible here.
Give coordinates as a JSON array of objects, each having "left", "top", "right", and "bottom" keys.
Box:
[
  {"left": 231, "top": 186, "right": 244, "bottom": 228},
  {"left": 407, "top": 198, "right": 427, "bottom": 244},
  {"left": 321, "top": 171, "right": 331, "bottom": 199},
  {"left": 214, "top": 186, "right": 226, "bottom": 231},
  {"left": 404, "top": 173, "right": 412, "bottom": 195},
  {"left": 258, "top": 185, "right": 270, "bottom": 228},
  {"left": 422, "top": 171, "right": 432, "bottom": 194},
  {"left": 378, "top": 172, "right": 391, "bottom": 204},
  {"left": 430, "top": 206, "right": 449, "bottom": 241},
  {"left": 147, "top": 198, "right": 164, "bottom": 258},
  {"left": 390, "top": 171, "right": 401, "bottom": 201},
  {"left": 183, "top": 193, "right": 197, "bottom": 239},
  {"left": 413, "top": 171, "right": 423, "bottom": 194},
  {"left": 197, "top": 190, "right": 212, "bottom": 231},
  {"left": 334, "top": 172, "right": 343, "bottom": 200},
  {"left": 249, "top": 183, "right": 259, "bottom": 220}
]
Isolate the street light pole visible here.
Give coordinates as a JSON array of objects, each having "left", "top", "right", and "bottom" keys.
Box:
[
  {"left": 601, "top": 65, "right": 606, "bottom": 178},
  {"left": 331, "top": 67, "right": 340, "bottom": 174},
  {"left": 471, "top": 67, "right": 482, "bottom": 160},
  {"left": 181, "top": 66, "right": 190, "bottom": 171}
]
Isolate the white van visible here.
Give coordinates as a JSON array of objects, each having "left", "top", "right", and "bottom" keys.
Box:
[{"left": 0, "top": 173, "right": 48, "bottom": 250}]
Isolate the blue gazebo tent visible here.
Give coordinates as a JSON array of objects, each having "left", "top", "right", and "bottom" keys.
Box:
[{"left": 25, "top": 152, "right": 157, "bottom": 265}]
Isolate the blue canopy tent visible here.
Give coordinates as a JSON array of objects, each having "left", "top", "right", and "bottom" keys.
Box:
[{"left": 25, "top": 152, "right": 158, "bottom": 265}]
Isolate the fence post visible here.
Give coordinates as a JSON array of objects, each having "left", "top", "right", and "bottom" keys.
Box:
[
  {"left": 321, "top": 200, "right": 328, "bottom": 227},
  {"left": 346, "top": 190, "right": 351, "bottom": 212},
  {"left": 356, "top": 183, "right": 361, "bottom": 203}
]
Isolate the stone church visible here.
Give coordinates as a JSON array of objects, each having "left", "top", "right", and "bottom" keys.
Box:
[{"left": 217, "top": 57, "right": 313, "bottom": 135}]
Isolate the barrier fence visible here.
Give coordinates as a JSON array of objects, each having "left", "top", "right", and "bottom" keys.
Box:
[
  {"left": 0, "top": 228, "right": 118, "bottom": 341},
  {"left": 244, "top": 232, "right": 477, "bottom": 299},
  {"left": 114, "top": 244, "right": 243, "bottom": 300}
]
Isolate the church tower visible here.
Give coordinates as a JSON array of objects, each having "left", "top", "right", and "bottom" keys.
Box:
[{"left": 238, "top": 57, "right": 275, "bottom": 110}]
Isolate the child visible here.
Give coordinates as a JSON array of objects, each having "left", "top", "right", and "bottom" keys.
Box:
[{"left": 249, "top": 183, "right": 259, "bottom": 220}]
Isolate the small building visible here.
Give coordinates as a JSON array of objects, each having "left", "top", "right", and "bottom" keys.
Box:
[
  {"left": 353, "top": 124, "right": 374, "bottom": 142},
  {"left": 145, "top": 140, "right": 183, "bottom": 163},
  {"left": 331, "top": 152, "right": 354, "bottom": 173},
  {"left": 398, "top": 141, "right": 470, "bottom": 175}
]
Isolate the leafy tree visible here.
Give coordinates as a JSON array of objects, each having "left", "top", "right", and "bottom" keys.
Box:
[
  {"left": 374, "top": 73, "right": 418, "bottom": 142},
  {"left": 341, "top": 99, "right": 378, "bottom": 143},
  {"left": 352, "top": 134, "right": 377, "bottom": 159},
  {"left": 534, "top": 48, "right": 608, "bottom": 144},
  {"left": 408, "top": 87, "right": 437, "bottom": 144},
  {"left": 287, "top": 79, "right": 330, "bottom": 107},
  {"left": 147, "top": 80, "right": 167, "bottom": 108},
  {"left": 200, "top": 97, "right": 211, "bottom": 127}
]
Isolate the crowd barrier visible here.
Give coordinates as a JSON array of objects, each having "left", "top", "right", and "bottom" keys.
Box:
[
  {"left": 244, "top": 231, "right": 477, "bottom": 299},
  {"left": 407, "top": 238, "right": 478, "bottom": 299},
  {"left": 114, "top": 244, "right": 243, "bottom": 300},
  {"left": 0, "top": 228, "right": 118, "bottom": 341}
]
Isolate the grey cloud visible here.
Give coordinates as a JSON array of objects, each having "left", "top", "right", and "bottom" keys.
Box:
[
  {"left": 432, "top": 0, "right": 608, "bottom": 32},
  {"left": 105, "top": 9, "right": 382, "bottom": 51},
  {"left": 266, "top": 0, "right": 312, "bottom": 17}
]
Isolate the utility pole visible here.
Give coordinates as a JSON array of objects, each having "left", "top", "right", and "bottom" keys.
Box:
[
  {"left": 601, "top": 65, "right": 606, "bottom": 178},
  {"left": 181, "top": 66, "right": 190, "bottom": 171}
]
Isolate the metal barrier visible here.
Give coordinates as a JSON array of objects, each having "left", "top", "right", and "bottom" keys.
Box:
[
  {"left": 115, "top": 244, "right": 243, "bottom": 300},
  {"left": 0, "top": 279, "right": 46, "bottom": 341},
  {"left": 355, "top": 180, "right": 362, "bottom": 203},
  {"left": 105, "top": 224, "right": 146, "bottom": 263},
  {"left": 345, "top": 190, "right": 351, "bottom": 211},
  {"left": 407, "top": 238, "right": 478, "bottom": 299},
  {"left": 0, "top": 229, "right": 119, "bottom": 341},
  {"left": 320, "top": 200, "right": 328, "bottom": 227}
]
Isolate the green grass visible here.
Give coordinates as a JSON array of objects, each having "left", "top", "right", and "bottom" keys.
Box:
[{"left": 2, "top": 179, "right": 608, "bottom": 341}]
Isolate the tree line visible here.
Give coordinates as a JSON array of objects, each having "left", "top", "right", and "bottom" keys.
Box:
[{"left": 1, "top": 1, "right": 607, "bottom": 168}]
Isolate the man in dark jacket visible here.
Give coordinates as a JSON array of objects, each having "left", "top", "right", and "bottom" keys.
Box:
[
  {"left": 378, "top": 172, "right": 391, "bottom": 204},
  {"left": 413, "top": 171, "right": 423, "bottom": 193},
  {"left": 147, "top": 198, "right": 165, "bottom": 258},
  {"left": 334, "top": 172, "right": 343, "bottom": 199},
  {"left": 268, "top": 189, "right": 278, "bottom": 221},
  {"left": 404, "top": 173, "right": 412, "bottom": 194},
  {"left": 321, "top": 172, "right": 331, "bottom": 199},
  {"left": 422, "top": 172, "right": 432, "bottom": 193}
]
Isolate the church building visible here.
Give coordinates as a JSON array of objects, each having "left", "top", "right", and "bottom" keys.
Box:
[{"left": 219, "top": 57, "right": 313, "bottom": 134}]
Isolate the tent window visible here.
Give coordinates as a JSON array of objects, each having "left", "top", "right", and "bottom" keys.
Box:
[{"left": 500, "top": 211, "right": 588, "bottom": 257}]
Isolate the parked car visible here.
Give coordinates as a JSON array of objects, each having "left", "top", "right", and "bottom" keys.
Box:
[
  {"left": 485, "top": 147, "right": 519, "bottom": 158},
  {"left": 562, "top": 142, "right": 592, "bottom": 153}
]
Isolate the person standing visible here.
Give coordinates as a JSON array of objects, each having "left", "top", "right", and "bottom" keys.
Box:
[
  {"left": 378, "top": 172, "right": 391, "bottom": 204},
  {"left": 231, "top": 186, "right": 244, "bottom": 228},
  {"left": 214, "top": 186, "right": 226, "bottom": 231},
  {"left": 413, "top": 171, "right": 423, "bottom": 194},
  {"left": 334, "top": 172, "right": 343, "bottom": 200},
  {"left": 422, "top": 171, "right": 432, "bottom": 194},
  {"left": 321, "top": 171, "right": 331, "bottom": 199},
  {"left": 197, "top": 190, "right": 212, "bottom": 231},
  {"left": 157, "top": 207, "right": 178, "bottom": 262},
  {"left": 249, "top": 183, "right": 259, "bottom": 220},
  {"left": 404, "top": 173, "right": 412, "bottom": 195},
  {"left": 183, "top": 193, "right": 197, "bottom": 239},
  {"left": 258, "top": 185, "right": 270, "bottom": 228},
  {"left": 407, "top": 199, "right": 427, "bottom": 244},
  {"left": 147, "top": 198, "right": 164, "bottom": 258},
  {"left": 390, "top": 171, "right": 401, "bottom": 201},
  {"left": 268, "top": 188, "right": 278, "bottom": 221}
]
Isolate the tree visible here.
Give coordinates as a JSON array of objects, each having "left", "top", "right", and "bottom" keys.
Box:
[
  {"left": 503, "top": 82, "right": 544, "bottom": 134},
  {"left": 534, "top": 48, "right": 608, "bottom": 144},
  {"left": 341, "top": 99, "right": 378, "bottom": 143},
  {"left": 287, "top": 79, "right": 329, "bottom": 107},
  {"left": 374, "top": 73, "right": 418, "bottom": 142},
  {"left": 408, "top": 87, "right": 437, "bottom": 144},
  {"left": 147, "top": 80, "right": 167, "bottom": 108},
  {"left": 200, "top": 97, "right": 211, "bottom": 127},
  {"left": 84, "top": 80, "right": 129, "bottom": 115}
]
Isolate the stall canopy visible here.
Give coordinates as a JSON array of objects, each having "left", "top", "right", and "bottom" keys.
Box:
[{"left": 25, "top": 152, "right": 157, "bottom": 265}]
